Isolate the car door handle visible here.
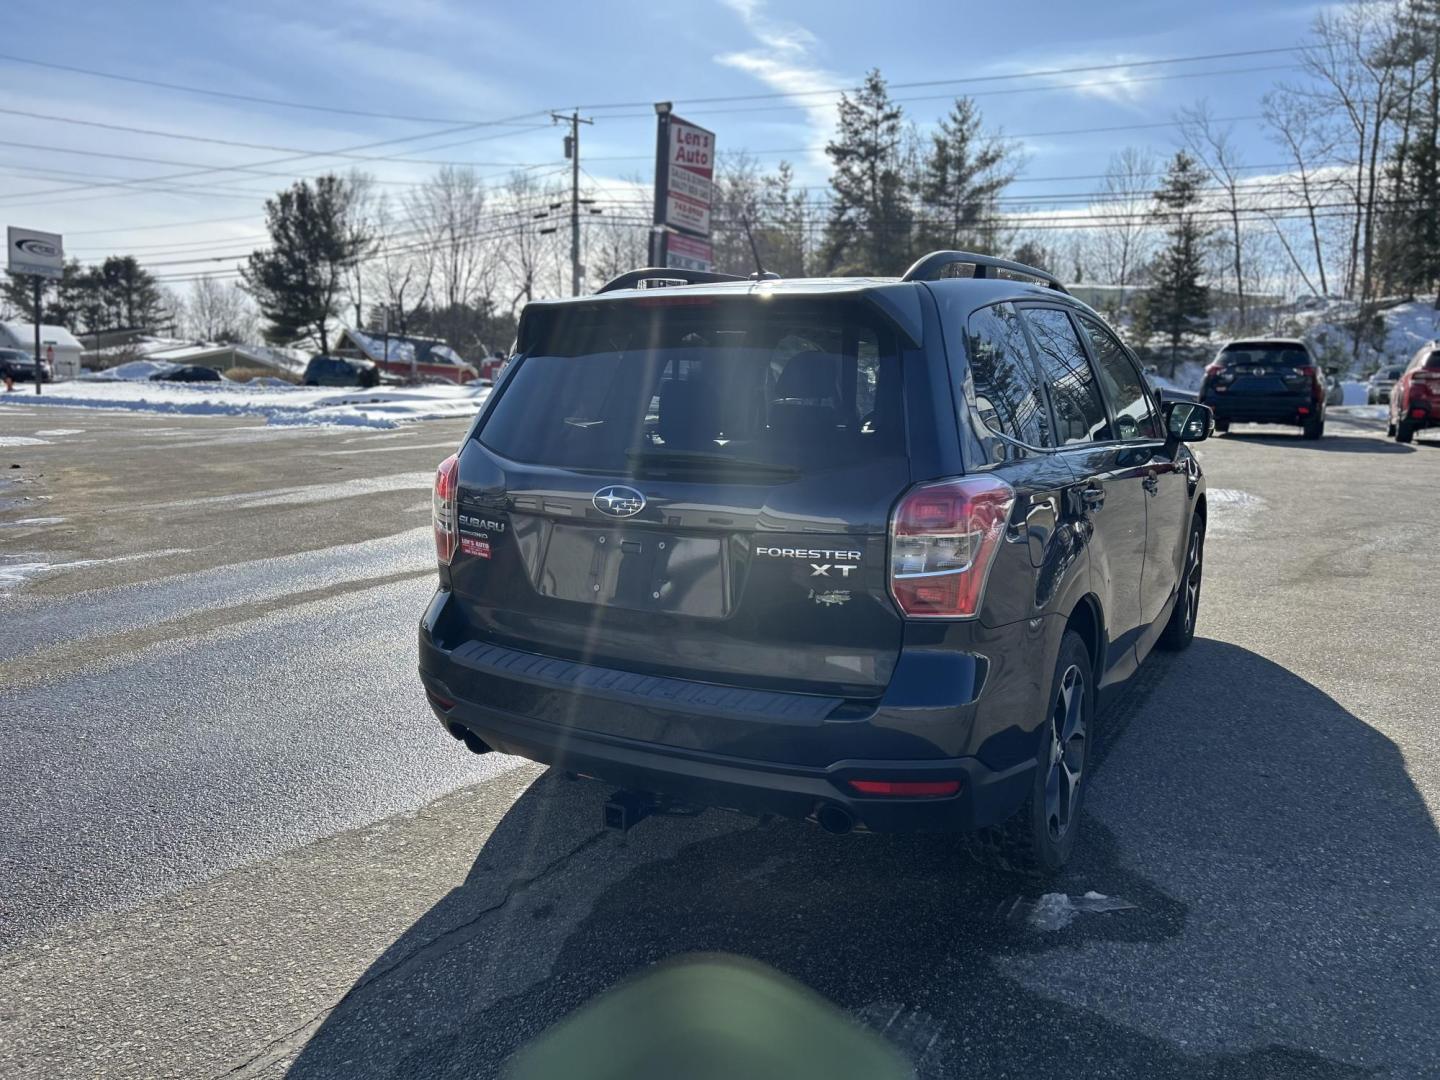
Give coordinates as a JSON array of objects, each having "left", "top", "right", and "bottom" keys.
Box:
[
  {"left": 1080, "top": 484, "right": 1105, "bottom": 511},
  {"left": 1142, "top": 474, "right": 1159, "bottom": 495}
]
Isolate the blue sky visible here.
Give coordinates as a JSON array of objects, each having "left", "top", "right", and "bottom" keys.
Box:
[{"left": 0, "top": 0, "right": 1324, "bottom": 276}]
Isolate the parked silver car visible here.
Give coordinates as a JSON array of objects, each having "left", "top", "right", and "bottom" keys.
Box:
[{"left": 1367, "top": 364, "right": 1405, "bottom": 404}]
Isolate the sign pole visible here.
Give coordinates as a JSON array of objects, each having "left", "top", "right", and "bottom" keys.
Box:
[
  {"left": 651, "top": 103, "right": 671, "bottom": 267},
  {"left": 32, "top": 277, "right": 42, "bottom": 395},
  {"left": 650, "top": 108, "right": 715, "bottom": 273},
  {"left": 8, "top": 227, "right": 64, "bottom": 392}
]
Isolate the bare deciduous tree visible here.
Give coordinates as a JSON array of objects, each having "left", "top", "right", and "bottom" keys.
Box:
[
  {"left": 184, "top": 275, "right": 257, "bottom": 342},
  {"left": 1180, "top": 102, "right": 1251, "bottom": 328},
  {"left": 1299, "top": 1, "right": 1401, "bottom": 358},
  {"left": 365, "top": 192, "right": 433, "bottom": 336},
  {"left": 1262, "top": 87, "right": 1341, "bottom": 296},
  {"left": 407, "top": 166, "right": 494, "bottom": 340},
  {"left": 1093, "top": 147, "right": 1158, "bottom": 307},
  {"left": 498, "top": 171, "right": 560, "bottom": 314}
]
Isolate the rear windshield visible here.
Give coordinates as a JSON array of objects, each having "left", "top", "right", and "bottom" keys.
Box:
[
  {"left": 1422, "top": 353, "right": 1440, "bottom": 373},
  {"left": 480, "top": 298, "right": 904, "bottom": 477},
  {"left": 1218, "top": 344, "right": 1311, "bottom": 366}
]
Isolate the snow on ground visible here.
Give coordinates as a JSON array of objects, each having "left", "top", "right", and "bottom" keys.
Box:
[
  {"left": 0, "top": 436, "right": 50, "bottom": 447},
  {"left": 0, "top": 379, "right": 490, "bottom": 429},
  {"left": 86, "top": 359, "right": 183, "bottom": 381}
]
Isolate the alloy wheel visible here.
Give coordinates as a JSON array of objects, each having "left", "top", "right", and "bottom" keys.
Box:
[
  {"left": 1044, "top": 664, "right": 1086, "bottom": 841},
  {"left": 1183, "top": 529, "right": 1203, "bottom": 633}
]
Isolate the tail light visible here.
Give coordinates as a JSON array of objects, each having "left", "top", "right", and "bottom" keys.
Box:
[
  {"left": 1412, "top": 372, "right": 1439, "bottom": 395},
  {"left": 434, "top": 453, "right": 459, "bottom": 565},
  {"left": 889, "top": 475, "right": 1015, "bottom": 619}
]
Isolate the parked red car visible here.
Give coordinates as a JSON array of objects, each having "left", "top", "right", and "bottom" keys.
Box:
[{"left": 1389, "top": 342, "right": 1440, "bottom": 443}]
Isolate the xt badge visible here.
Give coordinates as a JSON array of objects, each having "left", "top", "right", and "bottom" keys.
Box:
[{"left": 755, "top": 546, "right": 862, "bottom": 580}]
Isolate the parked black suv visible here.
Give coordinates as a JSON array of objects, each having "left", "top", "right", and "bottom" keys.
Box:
[
  {"left": 419, "top": 253, "right": 1211, "bottom": 874},
  {"left": 302, "top": 355, "right": 380, "bottom": 388},
  {"left": 1200, "top": 338, "right": 1326, "bottom": 438}
]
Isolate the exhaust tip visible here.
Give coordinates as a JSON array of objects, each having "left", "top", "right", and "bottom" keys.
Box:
[
  {"left": 816, "top": 804, "right": 855, "bottom": 835},
  {"left": 447, "top": 723, "right": 491, "bottom": 755}
]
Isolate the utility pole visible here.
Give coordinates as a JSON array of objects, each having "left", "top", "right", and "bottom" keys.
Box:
[{"left": 552, "top": 110, "right": 594, "bottom": 297}]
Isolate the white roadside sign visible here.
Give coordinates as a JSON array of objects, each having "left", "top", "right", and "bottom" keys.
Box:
[{"left": 7, "top": 226, "right": 64, "bottom": 279}]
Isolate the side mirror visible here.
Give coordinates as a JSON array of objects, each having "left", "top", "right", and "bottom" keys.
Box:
[{"left": 1163, "top": 400, "right": 1212, "bottom": 443}]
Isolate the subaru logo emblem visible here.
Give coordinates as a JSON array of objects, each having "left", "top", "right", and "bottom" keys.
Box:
[{"left": 593, "top": 485, "right": 646, "bottom": 518}]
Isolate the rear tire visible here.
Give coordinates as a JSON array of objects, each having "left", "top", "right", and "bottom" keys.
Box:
[
  {"left": 1386, "top": 421, "right": 1396, "bottom": 437},
  {"left": 1158, "top": 517, "right": 1204, "bottom": 651},
  {"left": 1396, "top": 419, "right": 1415, "bottom": 444},
  {"left": 1302, "top": 416, "right": 1324, "bottom": 440},
  {"left": 1213, "top": 418, "right": 1230, "bottom": 434},
  {"left": 968, "top": 630, "right": 1092, "bottom": 877}
]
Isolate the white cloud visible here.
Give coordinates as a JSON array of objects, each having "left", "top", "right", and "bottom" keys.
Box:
[
  {"left": 978, "top": 52, "right": 1157, "bottom": 113},
  {"left": 713, "top": 0, "right": 847, "bottom": 168}
]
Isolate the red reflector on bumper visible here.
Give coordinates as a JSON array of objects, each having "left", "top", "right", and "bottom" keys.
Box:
[
  {"left": 426, "top": 691, "right": 456, "bottom": 711},
  {"left": 848, "top": 779, "right": 961, "bottom": 797}
]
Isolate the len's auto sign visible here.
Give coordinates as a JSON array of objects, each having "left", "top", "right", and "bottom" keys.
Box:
[{"left": 662, "top": 117, "right": 715, "bottom": 237}]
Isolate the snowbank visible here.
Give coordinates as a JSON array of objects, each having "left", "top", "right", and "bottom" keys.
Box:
[
  {"left": 86, "top": 359, "right": 183, "bottom": 381},
  {"left": 0, "top": 379, "right": 490, "bottom": 429}
]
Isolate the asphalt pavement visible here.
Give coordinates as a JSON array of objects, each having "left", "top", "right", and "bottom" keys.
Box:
[{"left": 1, "top": 404, "right": 1436, "bottom": 1079}]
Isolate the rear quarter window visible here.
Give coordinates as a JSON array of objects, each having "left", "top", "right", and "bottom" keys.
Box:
[{"left": 962, "top": 302, "right": 1052, "bottom": 450}]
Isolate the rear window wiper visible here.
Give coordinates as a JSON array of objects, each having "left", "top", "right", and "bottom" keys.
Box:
[{"left": 624, "top": 448, "right": 798, "bottom": 482}]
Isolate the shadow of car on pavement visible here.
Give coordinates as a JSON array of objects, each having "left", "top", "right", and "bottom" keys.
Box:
[
  {"left": 283, "top": 639, "right": 1437, "bottom": 1080},
  {"left": 1217, "top": 430, "right": 1414, "bottom": 453}
]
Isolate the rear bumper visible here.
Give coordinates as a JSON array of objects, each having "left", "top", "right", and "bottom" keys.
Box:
[
  {"left": 1399, "top": 398, "right": 1438, "bottom": 425},
  {"left": 418, "top": 591, "right": 1038, "bottom": 833},
  {"left": 1203, "top": 390, "right": 1318, "bottom": 423}
]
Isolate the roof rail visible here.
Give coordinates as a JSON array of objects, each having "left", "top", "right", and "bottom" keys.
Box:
[
  {"left": 900, "top": 250, "right": 1068, "bottom": 293},
  {"left": 595, "top": 267, "right": 747, "bottom": 294}
]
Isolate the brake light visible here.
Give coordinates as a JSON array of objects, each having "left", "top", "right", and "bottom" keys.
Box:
[
  {"left": 434, "top": 453, "right": 459, "bottom": 565},
  {"left": 889, "top": 475, "right": 1014, "bottom": 619},
  {"left": 848, "top": 779, "right": 962, "bottom": 797}
]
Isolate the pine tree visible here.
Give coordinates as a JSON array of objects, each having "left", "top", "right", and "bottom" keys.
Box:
[
  {"left": 241, "top": 175, "right": 371, "bottom": 356},
  {"left": 916, "top": 98, "right": 1015, "bottom": 254},
  {"left": 822, "top": 70, "right": 911, "bottom": 274},
  {"left": 96, "top": 256, "right": 163, "bottom": 329},
  {"left": 1376, "top": 0, "right": 1440, "bottom": 300},
  {"left": 758, "top": 161, "right": 810, "bottom": 276},
  {"left": 1145, "top": 152, "right": 1212, "bottom": 365}
]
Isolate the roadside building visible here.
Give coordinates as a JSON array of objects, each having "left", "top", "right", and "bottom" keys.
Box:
[
  {"left": 331, "top": 327, "right": 478, "bottom": 384},
  {"left": 0, "top": 322, "right": 84, "bottom": 379}
]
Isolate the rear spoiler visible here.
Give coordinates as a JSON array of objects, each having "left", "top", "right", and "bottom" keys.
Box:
[{"left": 517, "top": 285, "right": 924, "bottom": 352}]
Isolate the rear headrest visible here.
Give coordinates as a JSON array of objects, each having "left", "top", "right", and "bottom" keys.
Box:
[
  {"left": 774, "top": 351, "right": 842, "bottom": 405},
  {"left": 657, "top": 377, "right": 712, "bottom": 448}
]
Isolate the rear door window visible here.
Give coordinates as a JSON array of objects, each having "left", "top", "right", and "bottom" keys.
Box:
[
  {"left": 1021, "top": 307, "right": 1110, "bottom": 445},
  {"left": 963, "top": 302, "right": 1052, "bottom": 449},
  {"left": 1077, "top": 315, "right": 1160, "bottom": 440},
  {"left": 482, "top": 298, "right": 904, "bottom": 476}
]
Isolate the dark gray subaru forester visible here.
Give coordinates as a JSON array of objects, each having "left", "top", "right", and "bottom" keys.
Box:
[{"left": 419, "top": 252, "right": 1211, "bottom": 874}]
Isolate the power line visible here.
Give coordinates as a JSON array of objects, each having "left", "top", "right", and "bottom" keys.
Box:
[
  {"left": 585, "top": 64, "right": 1304, "bottom": 121},
  {"left": 574, "top": 47, "right": 1306, "bottom": 110},
  {"left": 0, "top": 52, "right": 539, "bottom": 126},
  {"left": 571, "top": 116, "right": 1268, "bottom": 164}
]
